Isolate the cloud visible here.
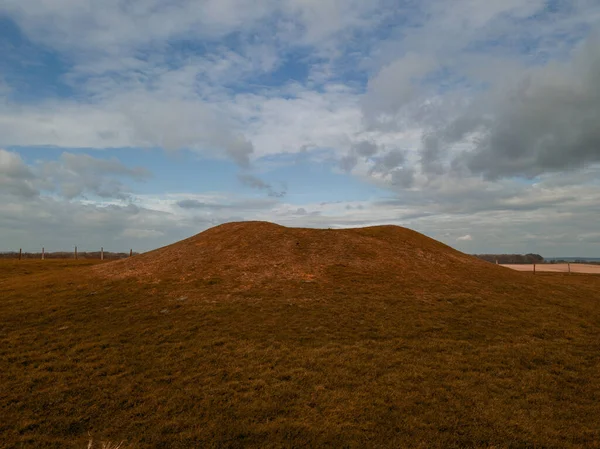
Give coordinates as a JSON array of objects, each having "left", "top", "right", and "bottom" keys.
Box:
[
  {"left": 456, "top": 36, "right": 600, "bottom": 178},
  {"left": 363, "top": 53, "right": 436, "bottom": 117},
  {"left": 60, "top": 153, "right": 149, "bottom": 180},
  {"left": 238, "top": 173, "right": 287, "bottom": 198},
  {"left": 175, "top": 195, "right": 279, "bottom": 211},
  {"left": 2, "top": 0, "right": 600, "bottom": 258},
  {"left": 0, "top": 149, "right": 33, "bottom": 178},
  {"left": 0, "top": 0, "right": 274, "bottom": 56},
  {"left": 176, "top": 199, "right": 223, "bottom": 210},
  {"left": 0, "top": 149, "right": 38, "bottom": 198},
  {"left": 359, "top": 3, "right": 600, "bottom": 180},
  {"left": 237, "top": 173, "right": 270, "bottom": 190},
  {"left": 338, "top": 140, "right": 384, "bottom": 172},
  {"left": 1, "top": 0, "right": 599, "bottom": 181},
  {"left": 39, "top": 152, "right": 150, "bottom": 200},
  {"left": 0, "top": 91, "right": 255, "bottom": 166},
  {"left": 0, "top": 149, "right": 149, "bottom": 201},
  {"left": 390, "top": 167, "right": 415, "bottom": 188},
  {"left": 233, "top": 84, "right": 366, "bottom": 159},
  {"left": 577, "top": 232, "right": 600, "bottom": 243},
  {"left": 376, "top": 149, "right": 406, "bottom": 171},
  {"left": 294, "top": 207, "right": 307, "bottom": 215},
  {"left": 2, "top": 160, "right": 600, "bottom": 255},
  {"left": 354, "top": 140, "right": 379, "bottom": 157},
  {"left": 1, "top": 0, "right": 386, "bottom": 56},
  {"left": 0, "top": 195, "right": 186, "bottom": 252},
  {"left": 457, "top": 234, "right": 473, "bottom": 241},
  {"left": 121, "top": 228, "right": 165, "bottom": 239}
]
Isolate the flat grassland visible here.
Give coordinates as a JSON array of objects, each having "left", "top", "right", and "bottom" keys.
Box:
[{"left": 1, "top": 253, "right": 600, "bottom": 448}]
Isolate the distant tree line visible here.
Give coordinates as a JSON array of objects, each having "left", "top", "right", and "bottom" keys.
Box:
[
  {"left": 474, "top": 254, "right": 544, "bottom": 264},
  {"left": 548, "top": 259, "right": 600, "bottom": 265},
  {"left": 0, "top": 251, "right": 138, "bottom": 260}
]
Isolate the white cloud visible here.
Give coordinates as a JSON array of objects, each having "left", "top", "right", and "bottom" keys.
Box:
[
  {"left": 363, "top": 53, "right": 436, "bottom": 116},
  {"left": 0, "top": 92, "right": 255, "bottom": 166},
  {"left": 0, "top": 0, "right": 274, "bottom": 55},
  {"left": 0, "top": 149, "right": 38, "bottom": 198},
  {"left": 457, "top": 234, "right": 473, "bottom": 241},
  {"left": 2, "top": 0, "right": 598, "bottom": 176},
  {"left": 233, "top": 85, "right": 365, "bottom": 158},
  {"left": 0, "top": 0, "right": 386, "bottom": 59},
  {"left": 40, "top": 153, "right": 150, "bottom": 200},
  {"left": 121, "top": 228, "right": 165, "bottom": 239},
  {"left": 1, "top": 0, "right": 600, "bottom": 257},
  {"left": 0, "top": 149, "right": 149, "bottom": 200}
]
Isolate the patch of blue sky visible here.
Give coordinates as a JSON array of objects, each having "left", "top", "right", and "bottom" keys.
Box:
[
  {"left": 532, "top": 0, "right": 576, "bottom": 18},
  {"left": 11, "top": 146, "right": 239, "bottom": 195},
  {"left": 238, "top": 51, "right": 311, "bottom": 95},
  {"left": 160, "top": 30, "right": 314, "bottom": 96},
  {"left": 8, "top": 145, "right": 66, "bottom": 165},
  {"left": 325, "top": 4, "right": 429, "bottom": 89},
  {"left": 0, "top": 16, "right": 74, "bottom": 102},
  {"left": 514, "top": 28, "right": 589, "bottom": 64},
  {"left": 108, "top": 149, "right": 242, "bottom": 195},
  {"left": 111, "top": 146, "right": 386, "bottom": 205},
  {"left": 12, "top": 144, "right": 384, "bottom": 203},
  {"left": 465, "top": 33, "right": 567, "bottom": 66},
  {"left": 162, "top": 32, "right": 238, "bottom": 69},
  {"left": 257, "top": 152, "right": 388, "bottom": 205},
  {"left": 310, "top": 54, "right": 370, "bottom": 93}
]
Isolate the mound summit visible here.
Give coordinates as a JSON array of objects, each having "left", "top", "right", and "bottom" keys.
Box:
[{"left": 95, "top": 221, "right": 516, "bottom": 296}]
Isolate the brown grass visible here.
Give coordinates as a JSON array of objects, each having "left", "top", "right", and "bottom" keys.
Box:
[{"left": 1, "top": 222, "right": 600, "bottom": 448}]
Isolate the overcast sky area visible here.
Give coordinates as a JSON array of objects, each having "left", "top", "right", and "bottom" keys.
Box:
[{"left": 1, "top": 0, "right": 600, "bottom": 256}]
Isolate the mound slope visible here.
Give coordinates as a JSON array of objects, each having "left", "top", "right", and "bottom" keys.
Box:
[{"left": 95, "top": 221, "right": 516, "bottom": 295}]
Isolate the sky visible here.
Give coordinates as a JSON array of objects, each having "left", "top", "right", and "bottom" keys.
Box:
[{"left": 1, "top": 0, "right": 600, "bottom": 257}]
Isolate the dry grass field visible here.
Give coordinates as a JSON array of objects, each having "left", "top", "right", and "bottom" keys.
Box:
[
  {"left": 502, "top": 263, "right": 600, "bottom": 274},
  {"left": 1, "top": 222, "right": 599, "bottom": 448}
]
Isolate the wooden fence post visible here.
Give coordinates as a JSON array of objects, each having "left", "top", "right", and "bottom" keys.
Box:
[
  {"left": 568, "top": 263, "right": 571, "bottom": 275},
  {"left": 533, "top": 263, "right": 536, "bottom": 275},
  {"left": 19, "top": 248, "right": 22, "bottom": 260},
  {"left": 75, "top": 246, "right": 78, "bottom": 260},
  {"left": 42, "top": 247, "right": 45, "bottom": 260},
  {"left": 129, "top": 249, "right": 133, "bottom": 257},
  {"left": 101, "top": 247, "right": 104, "bottom": 261}
]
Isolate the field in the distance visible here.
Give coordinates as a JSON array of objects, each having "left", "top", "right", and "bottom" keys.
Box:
[
  {"left": 1, "top": 222, "right": 600, "bottom": 449},
  {"left": 502, "top": 263, "right": 600, "bottom": 274}
]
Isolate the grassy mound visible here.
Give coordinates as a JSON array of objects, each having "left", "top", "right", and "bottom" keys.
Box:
[{"left": 94, "top": 221, "right": 519, "bottom": 299}]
